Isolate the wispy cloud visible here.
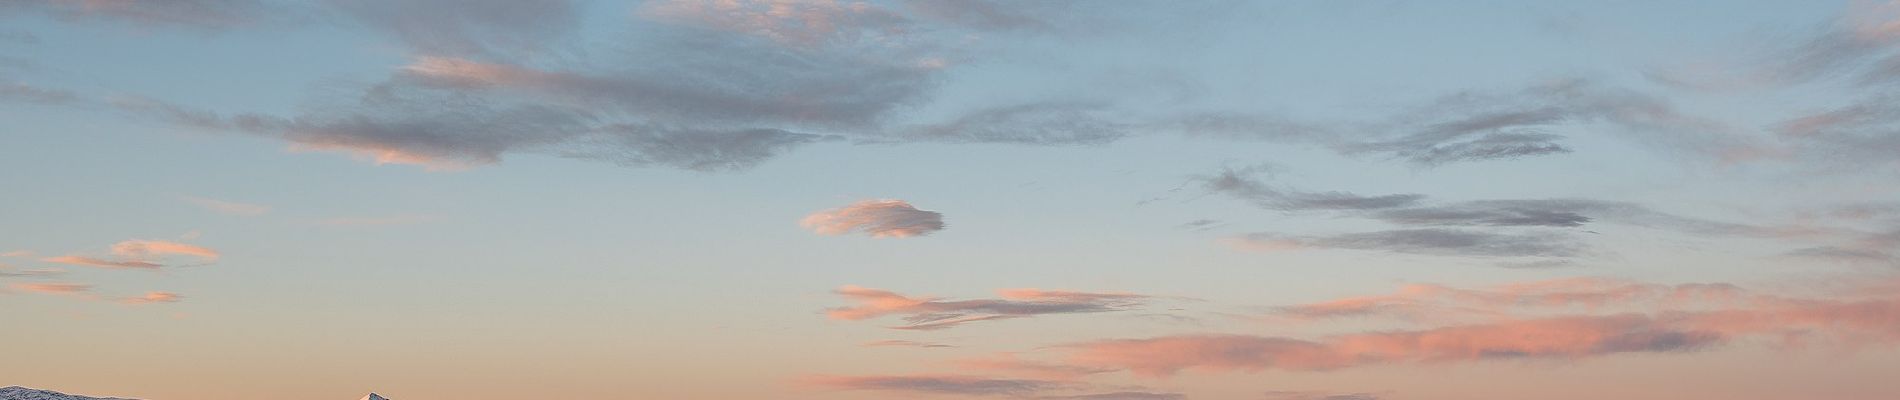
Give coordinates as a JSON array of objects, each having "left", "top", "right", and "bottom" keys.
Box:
[
  {"left": 313, "top": 215, "right": 434, "bottom": 227},
  {"left": 180, "top": 196, "right": 270, "bottom": 216},
  {"left": 803, "top": 200, "right": 946, "bottom": 238},
  {"left": 864, "top": 340, "right": 957, "bottom": 349},
  {"left": 9, "top": 282, "right": 91, "bottom": 294},
  {"left": 39, "top": 256, "right": 163, "bottom": 270},
  {"left": 1058, "top": 276, "right": 1900, "bottom": 376},
  {"left": 41, "top": 239, "right": 219, "bottom": 270},
  {"left": 1229, "top": 229, "right": 1584, "bottom": 258},
  {"left": 0, "top": 0, "right": 285, "bottom": 30},
  {"left": 1199, "top": 166, "right": 1424, "bottom": 212},
  {"left": 121, "top": 291, "right": 184, "bottom": 305},
  {"left": 1262, "top": 391, "right": 1385, "bottom": 400},
  {"left": 7, "top": 283, "right": 182, "bottom": 305},
  {"left": 0, "top": 267, "right": 63, "bottom": 278},
  {"left": 827, "top": 286, "right": 1154, "bottom": 330},
  {"left": 803, "top": 374, "right": 1070, "bottom": 397}
]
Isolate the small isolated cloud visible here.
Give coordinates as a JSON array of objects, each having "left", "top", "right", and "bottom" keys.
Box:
[
  {"left": 181, "top": 196, "right": 270, "bottom": 216},
  {"left": 827, "top": 286, "right": 1154, "bottom": 330},
  {"left": 41, "top": 239, "right": 220, "bottom": 270},
  {"left": 802, "top": 200, "right": 946, "bottom": 238},
  {"left": 121, "top": 291, "right": 183, "bottom": 305},
  {"left": 0, "top": 250, "right": 30, "bottom": 257}
]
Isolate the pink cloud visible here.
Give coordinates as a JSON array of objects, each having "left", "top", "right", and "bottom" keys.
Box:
[
  {"left": 287, "top": 141, "right": 476, "bottom": 171},
  {"left": 111, "top": 240, "right": 219, "bottom": 262},
  {"left": 1270, "top": 277, "right": 1760, "bottom": 323},
  {"left": 399, "top": 56, "right": 555, "bottom": 88},
  {"left": 40, "top": 239, "right": 219, "bottom": 270},
  {"left": 1062, "top": 277, "right": 1900, "bottom": 377},
  {"left": 40, "top": 255, "right": 162, "bottom": 270},
  {"left": 121, "top": 291, "right": 184, "bottom": 304},
  {"left": 802, "top": 199, "right": 945, "bottom": 238},
  {"left": 10, "top": 282, "right": 92, "bottom": 294}
]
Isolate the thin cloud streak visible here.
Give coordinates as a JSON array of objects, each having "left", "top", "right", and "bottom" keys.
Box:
[
  {"left": 827, "top": 286, "right": 1154, "bottom": 330},
  {"left": 180, "top": 196, "right": 271, "bottom": 216},
  {"left": 1058, "top": 277, "right": 1900, "bottom": 377}
]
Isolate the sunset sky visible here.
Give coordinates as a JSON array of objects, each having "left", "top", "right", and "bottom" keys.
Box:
[{"left": 4, "top": 1, "right": 1900, "bottom": 399}]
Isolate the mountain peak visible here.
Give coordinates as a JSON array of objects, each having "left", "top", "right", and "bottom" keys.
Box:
[
  {"left": 0, "top": 386, "right": 135, "bottom": 400},
  {"left": 360, "top": 394, "right": 389, "bottom": 400}
]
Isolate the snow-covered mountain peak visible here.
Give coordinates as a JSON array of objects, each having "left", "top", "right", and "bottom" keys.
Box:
[{"left": 0, "top": 386, "right": 135, "bottom": 400}]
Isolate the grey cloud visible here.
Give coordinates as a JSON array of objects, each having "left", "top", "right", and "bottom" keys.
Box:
[
  {"left": 906, "top": 0, "right": 1063, "bottom": 32},
  {"left": 1784, "top": 228, "right": 1900, "bottom": 266},
  {"left": 899, "top": 102, "right": 1130, "bottom": 145},
  {"left": 322, "top": 0, "right": 578, "bottom": 60},
  {"left": 0, "top": 267, "right": 63, "bottom": 278},
  {"left": 0, "top": 81, "right": 78, "bottom": 105},
  {"left": 827, "top": 286, "right": 1154, "bottom": 330},
  {"left": 1367, "top": 198, "right": 1793, "bottom": 235},
  {"left": 0, "top": 0, "right": 281, "bottom": 30},
  {"left": 1205, "top": 167, "right": 1802, "bottom": 236},
  {"left": 1178, "top": 219, "right": 1224, "bottom": 231},
  {"left": 1393, "top": 131, "right": 1571, "bottom": 166},
  {"left": 1238, "top": 229, "right": 1583, "bottom": 258},
  {"left": 0, "top": 29, "right": 36, "bottom": 45},
  {"left": 104, "top": 91, "right": 837, "bottom": 172},
  {"left": 1170, "top": 111, "right": 1334, "bottom": 143},
  {"left": 1774, "top": 96, "right": 1900, "bottom": 167},
  {"left": 1372, "top": 200, "right": 1595, "bottom": 227},
  {"left": 1200, "top": 166, "right": 1425, "bottom": 211},
  {"left": 253, "top": 4, "right": 938, "bottom": 171},
  {"left": 1349, "top": 80, "right": 1757, "bottom": 165},
  {"left": 1786, "top": 246, "right": 1894, "bottom": 265},
  {"left": 568, "top": 125, "right": 837, "bottom": 172}
]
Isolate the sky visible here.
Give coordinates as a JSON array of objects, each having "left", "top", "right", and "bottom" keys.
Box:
[{"left": 3, "top": 1, "right": 1900, "bottom": 399}]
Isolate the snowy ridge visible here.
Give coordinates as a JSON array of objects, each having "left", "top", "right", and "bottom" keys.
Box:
[
  {"left": 0, "top": 386, "right": 135, "bottom": 400},
  {"left": 2, "top": 387, "right": 390, "bottom": 400}
]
